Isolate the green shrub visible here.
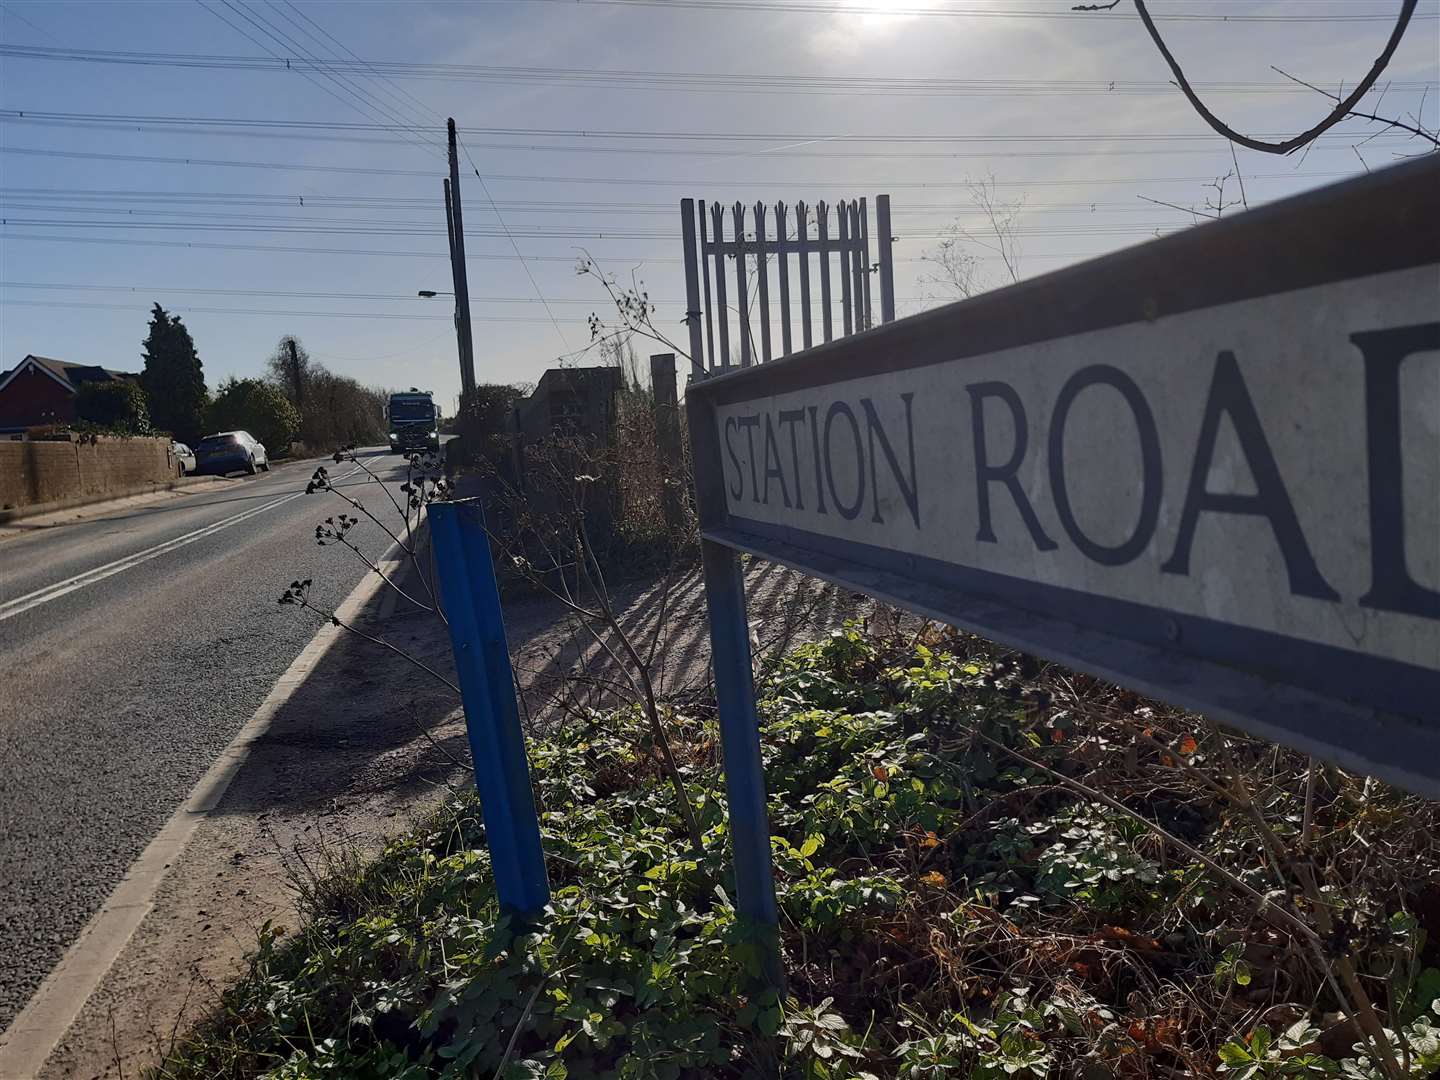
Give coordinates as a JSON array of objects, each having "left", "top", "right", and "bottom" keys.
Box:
[
  {"left": 207, "top": 377, "right": 301, "bottom": 454},
  {"left": 74, "top": 379, "right": 152, "bottom": 435},
  {"left": 151, "top": 626, "right": 1440, "bottom": 1080}
]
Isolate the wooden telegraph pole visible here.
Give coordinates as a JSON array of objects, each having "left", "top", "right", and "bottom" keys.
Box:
[{"left": 446, "top": 119, "right": 477, "bottom": 397}]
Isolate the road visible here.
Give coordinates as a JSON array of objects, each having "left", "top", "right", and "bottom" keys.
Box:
[{"left": 0, "top": 449, "right": 416, "bottom": 1031}]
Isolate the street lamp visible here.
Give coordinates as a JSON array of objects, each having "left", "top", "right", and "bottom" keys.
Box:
[{"left": 417, "top": 289, "right": 454, "bottom": 298}]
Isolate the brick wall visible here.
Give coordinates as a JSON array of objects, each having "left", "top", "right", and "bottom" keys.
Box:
[{"left": 0, "top": 436, "right": 178, "bottom": 513}]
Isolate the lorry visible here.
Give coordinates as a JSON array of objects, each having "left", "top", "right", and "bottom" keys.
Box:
[{"left": 386, "top": 389, "right": 441, "bottom": 454}]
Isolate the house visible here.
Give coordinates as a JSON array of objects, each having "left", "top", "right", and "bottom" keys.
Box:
[{"left": 0, "top": 355, "right": 140, "bottom": 436}]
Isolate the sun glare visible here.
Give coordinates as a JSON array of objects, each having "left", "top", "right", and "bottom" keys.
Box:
[{"left": 842, "top": 0, "right": 913, "bottom": 27}]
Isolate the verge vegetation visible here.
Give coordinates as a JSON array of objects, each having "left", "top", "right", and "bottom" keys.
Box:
[{"left": 149, "top": 627, "right": 1439, "bottom": 1079}]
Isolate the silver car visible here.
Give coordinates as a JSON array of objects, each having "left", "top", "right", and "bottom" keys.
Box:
[{"left": 171, "top": 441, "right": 196, "bottom": 476}]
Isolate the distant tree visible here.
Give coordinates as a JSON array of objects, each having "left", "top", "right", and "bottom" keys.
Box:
[
  {"left": 207, "top": 377, "right": 301, "bottom": 454},
  {"left": 140, "top": 304, "right": 207, "bottom": 442},
  {"left": 920, "top": 176, "right": 1023, "bottom": 303},
  {"left": 306, "top": 369, "right": 386, "bottom": 448},
  {"left": 74, "top": 380, "right": 153, "bottom": 436},
  {"left": 265, "top": 335, "right": 314, "bottom": 414},
  {"left": 262, "top": 335, "right": 384, "bottom": 450}
]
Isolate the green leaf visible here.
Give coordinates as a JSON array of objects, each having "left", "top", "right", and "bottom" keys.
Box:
[
  {"left": 759, "top": 1005, "right": 782, "bottom": 1037},
  {"left": 1219, "top": 1042, "right": 1255, "bottom": 1066}
]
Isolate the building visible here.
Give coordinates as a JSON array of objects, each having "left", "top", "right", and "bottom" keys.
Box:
[
  {"left": 0, "top": 355, "right": 140, "bottom": 436},
  {"left": 511, "top": 366, "right": 622, "bottom": 448}
]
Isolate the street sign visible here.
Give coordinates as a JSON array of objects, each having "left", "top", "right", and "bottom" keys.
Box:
[{"left": 688, "top": 156, "right": 1440, "bottom": 799}]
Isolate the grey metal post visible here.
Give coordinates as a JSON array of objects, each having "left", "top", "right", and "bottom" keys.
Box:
[
  {"left": 859, "top": 196, "right": 873, "bottom": 330},
  {"left": 838, "top": 203, "right": 853, "bottom": 337},
  {"left": 711, "top": 202, "right": 731, "bottom": 369},
  {"left": 817, "top": 201, "right": 833, "bottom": 342},
  {"left": 876, "top": 193, "right": 896, "bottom": 324},
  {"left": 775, "top": 201, "right": 792, "bottom": 356},
  {"left": 796, "top": 201, "right": 813, "bottom": 350},
  {"left": 699, "top": 201, "right": 717, "bottom": 375},
  {"left": 733, "top": 202, "right": 751, "bottom": 367},
  {"left": 680, "top": 200, "right": 707, "bottom": 380}
]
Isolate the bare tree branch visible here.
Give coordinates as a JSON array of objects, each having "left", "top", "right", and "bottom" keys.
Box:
[
  {"left": 1127, "top": 0, "right": 1419, "bottom": 155},
  {"left": 1271, "top": 65, "right": 1440, "bottom": 149},
  {"left": 1077, "top": 1, "right": 1422, "bottom": 155}
]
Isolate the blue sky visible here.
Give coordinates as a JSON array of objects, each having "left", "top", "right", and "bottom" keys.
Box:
[{"left": 2, "top": 0, "right": 1437, "bottom": 412}]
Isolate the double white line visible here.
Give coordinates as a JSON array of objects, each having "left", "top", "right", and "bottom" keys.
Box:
[{"left": 0, "top": 487, "right": 311, "bottom": 624}]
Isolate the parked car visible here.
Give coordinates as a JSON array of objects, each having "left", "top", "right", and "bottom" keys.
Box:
[
  {"left": 171, "top": 441, "right": 196, "bottom": 476},
  {"left": 193, "top": 431, "right": 270, "bottom": 476}
]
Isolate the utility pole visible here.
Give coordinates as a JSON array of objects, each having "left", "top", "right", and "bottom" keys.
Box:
[{"left": 446, "top": 118, "right": 477, "bottom": 398}]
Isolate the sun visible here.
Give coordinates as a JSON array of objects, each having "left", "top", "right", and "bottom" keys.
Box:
[{"left": 841, "top": 0, "right": 914, "bottom": 28}]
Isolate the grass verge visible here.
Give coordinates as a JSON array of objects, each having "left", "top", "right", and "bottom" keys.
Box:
[{"left": 150, "top": 626, "right": 1440, "bottom": 1079}]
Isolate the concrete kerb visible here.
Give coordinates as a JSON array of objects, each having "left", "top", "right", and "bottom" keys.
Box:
[{"left": 0, "top": 526, "right": 418, "bottom": 1079}]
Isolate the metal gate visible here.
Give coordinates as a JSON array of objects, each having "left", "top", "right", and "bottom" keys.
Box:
[{"left": 680, "top": 196, "right": 896, "bottom": 377}]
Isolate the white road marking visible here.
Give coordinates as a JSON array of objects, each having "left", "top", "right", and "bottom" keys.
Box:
[
  {"left": 0, "top": 469, "right": 356, "bottom": 624},
  {"left": 0, "top": 523, "right": 414, "bottom": 1077}
]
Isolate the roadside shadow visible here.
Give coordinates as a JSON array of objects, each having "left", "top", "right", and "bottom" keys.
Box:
[
  {"left": 210, "top": 540, "right": 471, "bottom": 818},
  {"left": 209, "top": 538, "right": 860, "bottom": 819}
]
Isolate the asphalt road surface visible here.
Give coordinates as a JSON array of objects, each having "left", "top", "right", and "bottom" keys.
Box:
[{"left": 0, "top": 448, "right": 418, "bottom": 1031}]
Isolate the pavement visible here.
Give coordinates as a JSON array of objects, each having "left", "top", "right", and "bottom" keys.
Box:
[{"left": 0, "top": 448, "right": 418, "bottom": 1034}]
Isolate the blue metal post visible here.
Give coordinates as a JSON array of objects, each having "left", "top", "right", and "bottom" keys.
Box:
[
  {"left": 700, "top": 539, "right": 783, "bottom": 988},
  {"left": 430, "top": 498, "right": 549, "bottom": 917}
]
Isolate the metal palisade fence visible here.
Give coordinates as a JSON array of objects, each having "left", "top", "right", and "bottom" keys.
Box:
[{"left": 680, "top": 196, "right": 896, "bottom": 377}]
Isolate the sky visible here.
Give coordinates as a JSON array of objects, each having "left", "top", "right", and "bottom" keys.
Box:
[{"left": 1, "top": 0, "right": 1437, "bottom": 414}]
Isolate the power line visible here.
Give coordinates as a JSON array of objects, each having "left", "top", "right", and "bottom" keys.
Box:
[
  {"left": 8, "top": 118, "right": 1407, "bottom": 157},
  {"left": 0, "top": 230, "right": 683, "bottom": 262},
  {"left": 270, "top": 0, "right": 445, "bottom": 133},
  {"left": 0, "top": 216, "right": 1185, "bottom": 241},
  {"left": 193, "top": 0, "right": 405, "bottom": 143},
  {"left": 0, "top": 108, "right": 1416, "bottom": 143},
  {"left": 0, "top": 197, "right": 1211, "bottom": 231},
  {"left": 0, "top": 230, "right": 1131, "bottom": 265},
  {"left": 502, "top": 0, "right": 1440, "bottom": 21},
  {"left": 458, "top": 134, "right": 571, "bottom": 350},
  {"left": 0, "top": 281, "right": 557, "bottom": 302},
  {"left": 198, "top": 0, "right": 442, "bottom": 159},
  {"left": 0, "top": 297, "right": 572, "bottom": 322},
  {"left": 0, "top": 113, "right": 1415, "bottom": 160},
  {"left": 0, "top": 186, "right": 1201, "bottom": 214},
  {"left": 0, "top": 279, "right": 1085, "bottom": 305},
  {"left": 0, "top": 146, "right": 1360, "bottom": 189},
  {"left": 5, "top": 43, "right": 1433, "bottom": 98}
]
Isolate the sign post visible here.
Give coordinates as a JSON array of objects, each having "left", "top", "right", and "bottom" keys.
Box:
[
  {"left": 431, "top": 498, "right": 550, "bottom": 918},
  {"left": 701, "top": 540, "right": 784, "bottom": 989},
  {"left": 687, "top": 157, "right": 1440, "bottom": 961}
]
